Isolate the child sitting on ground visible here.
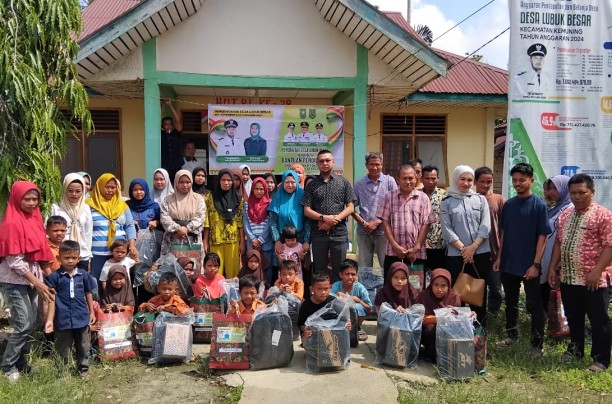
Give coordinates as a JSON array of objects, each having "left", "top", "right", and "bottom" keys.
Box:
[
  {"left": 375, "top": 262, "right": 418, "bottom": 313},
  {"left": 237, "top": 250, "right": 267, "bottom": 288},
  {"left": 100, "top": 239, "right": 137, "bottom": 290},
  {"left": 331, "top": 259, "right": 372, "bottom": 341},
  {"left": 278, "top": 225, "right": 304, "bottom": 280},
  {"left": 193, "top": 252, "right": 225, "bottom": 298},
  {"left": 102, "top": 265, "right": 136, "bottom": 313},
  {"left": 298, "top": 272, "right": 351, "bottom": 340},
  {"left": 45, "top": 216, "right": 68, "bottom": 273},
  {"left": 139, "top": 272, "right": 189, "bottom": 315},
  {"left": 415, "top": 268, "right": 466, "bottom": 363},
  {"left": 228, "top": 275, "right": 265, "bottom": 315},
  {"left": 44, "top": 240, "right": 96, "bottom": 377},
  {"left": 274, "top": 260, "right": 304, "bottom": 301}
]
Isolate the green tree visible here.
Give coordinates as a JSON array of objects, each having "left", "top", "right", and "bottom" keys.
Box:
[{"left": 0, "top": 0, "right": 92, "bottom": 215}]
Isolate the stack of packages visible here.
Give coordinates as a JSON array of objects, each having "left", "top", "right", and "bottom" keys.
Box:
[
  {"left": 265, "top": 287, "right": 301, "bottom": 341},
  {"left": 97, "top": 310, "right": 137, "bottom": 361},
  {"left": 375, "top": 303, "right": 425, "bottom": 368},
  {"left": 133, "top": 311, "right": 157, "bottom": 357},
  {"left": 148, "top": 311, "right": 195, "bottom": 365},
  {"left": 304, "top": 298, "right": 351, "bottom": 372},
  {"left": 359, "top": 268, "right": 383, "bottom": 319},
  {"left": 249, "top": 296, "right": 294, "bottom": 370},
  {"left": 190, "top": 289, "right": 224, "bottom": 343},
  {"left": 435, "top": 307, "right": 475, "bottom": 380}
]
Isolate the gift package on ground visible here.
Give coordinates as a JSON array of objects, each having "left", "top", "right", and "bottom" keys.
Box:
[
  {"left": 209, "top": 312, "right": 252, "bottom": 370},
  {"left": 97, "top": 310, "right": 136, "bottom": 361},
  {"left": 304, "top": 298, "right": 351, "bottom": 372},
  {"left": 375, "top": 303, "right": 425, "bottom": 368},
  {"left": 249, "top": 296, "right": 294, "bottom": 370},
  {"left": 435, "top": 307, "right": 475, "bottom": 380},
  {"left": 265, "top": 287, "right": 301, "bottom": 341},
  {"left": 133, "top": 310, "right": 157, "bottom": 357},
  {"left": 148, "top": 310, "right": 195, "bottom": 365}
]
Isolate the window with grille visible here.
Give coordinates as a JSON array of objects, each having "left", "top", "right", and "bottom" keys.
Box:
[
  {"left": 60, "top": 110, "right": 121, "bottom": 184},
  {"left": 381, "top": 114, "right": 448, "bottom": 186}
]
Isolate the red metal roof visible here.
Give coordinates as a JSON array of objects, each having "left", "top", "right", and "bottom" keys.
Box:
[
  {"left": 80, "top": 0, "right": 143, "bottom": 41},
  {"left": 382, "top": 11, "right": 508, "bottom": 95}
]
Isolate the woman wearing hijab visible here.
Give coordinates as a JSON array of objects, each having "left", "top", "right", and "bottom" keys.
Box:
[
  {"left": 243, "top": 177, "right": 273, "bottom": 282},
  {"left": 102, "top": 265, "right": 136, "bottom": 313},
  {"left": 440, "top": 165, "right": 491, "bottom": 324},
  {"left": 231, "top": 168, "right": 247, "bottom": 198},
  {"left": 540, "top": 175, "right": 571, "bottom": 307},
  {"left": 77, "top": 171, "right": 93, "bottom": 197},
  {"left": 0, "top": 181, "right": 56, "bottom": 381},
  {"left": 416, "top": 268, "right": 462, "bottom": 362},
  {"left": 268, "top": 170, "right": 311, "bottom": 266},
  {"left": 264, "top": 173, "right": 277, "bottom": 199},
  {"left": 238, "top": 249, "right": 267, "bottom": 287},
  {"left": 290, "top": 163, "right": 306, "bottom": 189},
  {"left": 152, "top": 168, "right": 174, "bottom": 204},
  {"left": 51, "top": 173, "right": 93, "bottom": 271},
  {"left": 374, "top": 261, "right": 418, "bottom": 312},
  {"left": 192, "top": 167, "right": 210, "bottom": 196},
  {"left": 86, "top": 174, "right": 138, "bottom": 283},
  {"left": 203, "top": 168, "right": 245, "bottom": 278},
  {"left": 127, "top": 178, "right": 161, "bottom": 231},
  {"left": 159, "top": 170, "right": 206, "bottom": 256},
  {"left": 244, "top": 122, "right": 267, "bottom": 156},
  {"left": 239, "top": 164, "right": 253, "bottom": 197}
]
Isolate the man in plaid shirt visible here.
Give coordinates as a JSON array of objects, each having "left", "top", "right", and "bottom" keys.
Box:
[{"left": 377, "top": 165, "right": 434, "bottom": 281}]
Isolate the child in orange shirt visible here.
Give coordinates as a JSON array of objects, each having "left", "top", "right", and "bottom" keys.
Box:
[
  {"left": 274, "top": 260, "right": 304, "bottom": 301},
  {"left": 228, "top": 275, "right": 265, "bottom": 315},
  {"left": 46, "top": 216, "right": 68, "bottom": 273},
  {"left": 139, "top": 273, "right": 189, "bottom": 315}
]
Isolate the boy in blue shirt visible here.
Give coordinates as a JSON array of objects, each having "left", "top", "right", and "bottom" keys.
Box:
[
  {"left": 45, "top": 240, "right": 96, "bottom": 377},
  {"left": 331, "top": 259, "right": 372, "bottom": 341},
  {"left": 493, "top": 163, "right": 551, "bottom": 357}
]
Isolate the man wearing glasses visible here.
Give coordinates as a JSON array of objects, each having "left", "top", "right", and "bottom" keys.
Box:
[
  {"left": 351, "top": 152, "right": 397, "bottom": 269},
  {"left": 302, "top": 150, "right": 355, "bottom": 281}
]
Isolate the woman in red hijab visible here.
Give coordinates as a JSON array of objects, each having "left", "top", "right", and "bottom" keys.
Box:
[
  {"left": 0, "top": 181, "right": 56, "bottom": 381},
  {"left": 243, "top": 177, "right": 273, "bottom": 283}
]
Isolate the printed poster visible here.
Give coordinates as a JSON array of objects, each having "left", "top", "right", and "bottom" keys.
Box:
[
  {"left": 207, "top": 105, "right": 345, "bottom": 175},
  {"left": 505, "top": 0, "right": 612, "bottom": 207}
]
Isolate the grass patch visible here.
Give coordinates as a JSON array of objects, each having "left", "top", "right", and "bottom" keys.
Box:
[{"left": 396, "top": 304, "right": 611, "bottom": 404}]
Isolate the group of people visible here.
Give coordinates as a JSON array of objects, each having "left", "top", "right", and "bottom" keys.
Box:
[{"left": 0, "top": 146, "right": 610, "bottom": 382}]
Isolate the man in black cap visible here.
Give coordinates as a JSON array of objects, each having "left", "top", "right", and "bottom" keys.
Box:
[
  {"left": 298, "top": 121, "right": 312, "bottom": 143},
  {"left": 311, "top": 123, "right": 328, "bottom": 143},
  {"left": 516, "top": 43, "right": 549, "bottom": 94},
  {"left": 217, "top": 119, "right": 244, "bottom": 156},
  {"left": 283, "top": 122, "right": 302, "bottom": 143}
]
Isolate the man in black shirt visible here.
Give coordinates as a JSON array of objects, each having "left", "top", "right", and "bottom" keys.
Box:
[
  {"left": 160, "top": 99, "right": 183, "bottom": 179},
  {"left": 302, "top": 150, "right": 355, "bottom": 281}
]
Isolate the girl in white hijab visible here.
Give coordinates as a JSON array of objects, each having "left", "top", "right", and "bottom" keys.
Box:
[
  {"left": 239, "top": 164, "right": 253, "bottom": 197},
  {"left": 51, "top": 173, "right": 93, "bottom": 269},
  {"left": 152, "top": 168, "right": 174, "bottom": 204}
]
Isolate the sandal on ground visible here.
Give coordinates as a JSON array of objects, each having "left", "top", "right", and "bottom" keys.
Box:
[
  {"left": 587, "top": 362, "right": 607, "bottom": 372},
  {"left": 357, "top": 329, "right": 368, "bottom": 341}
]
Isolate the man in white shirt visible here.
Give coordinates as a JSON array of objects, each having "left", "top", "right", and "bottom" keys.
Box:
[
  {"left": 181, "top": 141, "right": 201, "bottom": 172},
  {"left": 298, "top": 121, "right": 313, "bottom": 143},
  {"left": 311, "top": 123, "right": 328, "bottom": 144},
  {"left": 283, "top": 122, "right": 302, "bottom": 143},
  {"left": 217, "top": 119, "right": 244, "bottom": 156}
]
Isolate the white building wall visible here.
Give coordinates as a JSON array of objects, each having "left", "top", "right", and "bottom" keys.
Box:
[{"left": 156, "top": 0, "right": 357, "bottom": 77}]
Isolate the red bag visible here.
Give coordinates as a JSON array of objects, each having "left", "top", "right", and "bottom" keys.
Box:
[
  {"left": 209, "top": 313, "right": 252, "bottom": 370},
  {"left": 190, "top": 293, "right": 224, "bottom": 344},
  {"left": 97, "top": 310, "right": 137, "bottom": 361},
  {"left": 133, "top": 311, "right": 157, "bottom": 357},
  {"left": 547, "top": 289, "right": 570, "bottom": 337}
]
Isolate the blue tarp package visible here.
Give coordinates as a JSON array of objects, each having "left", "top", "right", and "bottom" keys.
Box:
[
  {"left": 249, "top": 296, "right": 294, "bottom": 370},
  {"left": 375, "top": 303, "right": 425, "bottom": 368},
  {"left": 434, "top": 307, "right": 475, "bottom": 380},
  {"left": 359, "top": 267, "right": 383, "bottom": 318},
  {"left": 265, "top": 287, "right": 301, "bottom": 341}
]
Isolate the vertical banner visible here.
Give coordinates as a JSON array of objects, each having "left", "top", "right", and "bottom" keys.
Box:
[
  {"left": 506, "top": 0, "right": 612, "bottom": 206},
  {"left": 207, "top": 105, "right": 344, "bottom": 175}
]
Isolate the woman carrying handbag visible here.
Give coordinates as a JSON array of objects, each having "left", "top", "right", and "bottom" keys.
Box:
[{"left": 441, "top": 165, "right": 491, "bottom": 325}]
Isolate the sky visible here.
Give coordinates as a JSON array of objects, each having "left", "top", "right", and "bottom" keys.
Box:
[{"left": 368, "top": 0, "right": 510, "bottom": 69}]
